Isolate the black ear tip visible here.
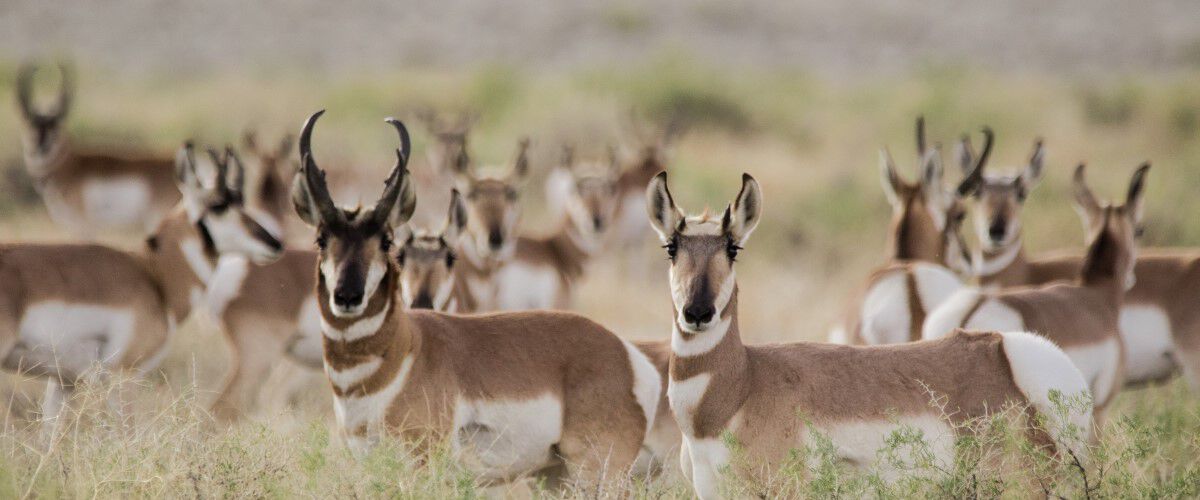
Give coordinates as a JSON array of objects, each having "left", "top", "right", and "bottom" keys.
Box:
[{"left": 741, "top": 173, "right": 754, "bottom": 183}]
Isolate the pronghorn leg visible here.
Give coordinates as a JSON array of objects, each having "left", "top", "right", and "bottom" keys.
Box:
[
  {"left": 556, "top": 385, "right": 642, "bottom": 490},
  {"left": 1174, "top": 341, "right": 1200, "bottom": 393},
  {"left": 679, "top": 438, "right": 694, "bottom": 483},
  {"left": 682, "top": 437, "right": 729, "bottom": 500},
  {"left": 40, "top": 378, "right": 75, "bottom": 439},
  {"left": 211, "top": 322, "right": 286, "bottom": 422}
]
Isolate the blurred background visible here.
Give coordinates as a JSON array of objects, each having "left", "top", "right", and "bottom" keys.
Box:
[{"left": 1, "top": 0, "right": 1200, "bottom": 416}]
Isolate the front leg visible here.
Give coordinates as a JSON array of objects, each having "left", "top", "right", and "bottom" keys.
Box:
[
  {"left": 41, "top": 378, "right": 75, "bottom": 440},
  {"left": 684, "top": 436, "right": 731, "bottom": 500}
]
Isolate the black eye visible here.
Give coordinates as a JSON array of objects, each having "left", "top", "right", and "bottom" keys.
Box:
[
  {"left": 396, "top": 250, "right": 406, "bottom": 266},
  {"left": 380, "top": 236, "right": 392, "bottom": 252},
  {"left": 727, "top": 238, "right": 742, "bottom": 261},
  {"left": 663, "top": 235, "right": 678, "bottom": 261},
  {"left": 315, "top": 232, "right": 328, "bottom": 250},
  {"left": 1135, "top": 226, "right": 1145, "bottom": 238},
  {"left": 505, "top": 188, "right": 518, "bottom": 201},
  {"left": 209, "top": 201, "right": 230, "bottom": 214},
  {"left": 446, "top": 251, "right": 457, "bottom": 268}
]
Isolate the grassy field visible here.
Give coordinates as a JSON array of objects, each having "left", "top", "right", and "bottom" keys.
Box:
[{"left": 2, "top": 58, "right": 1200, "bottom": 497}]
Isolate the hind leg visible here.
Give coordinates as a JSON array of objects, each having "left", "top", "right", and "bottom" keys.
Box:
[
  {"left": 556, "top": 386, "right": 643, "bottom": 492},
  {"left": 40, "top": 378, "right": 75, "bottom": 439}
]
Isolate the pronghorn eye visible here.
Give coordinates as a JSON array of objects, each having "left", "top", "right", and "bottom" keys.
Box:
[
  {"left": 446, "top": 251, "right": 457, "bottom": 268},
  {"left": 505, "top": 188, "right": 518, "bottom": 201},
  {"left": 209, "top": 201, "right": 230, "bottom": 214},
  {"left": 726, "top": 238, "right": 742, "bottom": 261},
  {"left": 1135, "top": 226, "right": 1145, "bottom": 238},
  {"left": 315, "top": 232, "right": 328, "bottom": 250},
  {"left": 396, "top": 250, "right": 406, "bottom": 266},
  {"left": 380, "top": 236, "right": 393, "bottom": 252},
  {"left": 663, "top": 236, "right": 678, "bottom": 261}
]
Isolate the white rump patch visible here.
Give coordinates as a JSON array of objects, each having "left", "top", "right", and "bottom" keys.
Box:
[
  {"left": 1119, "top": 305, "right": 1177, "bottom": 384},
  {"left": 961, "top": 298, "right": 1024, "bottom": 333},
  {"left": 14, "top": 302, "right": 138, "bottom": 376},
  {"left": 912, "top": 264, "right": 965, "bottom": 317},
  {"left": 1000, "top": 331, "right": 1094, "bottom": 451},
  {"left": 922, "top": 288, "right": 982, "bottom": 340},
  {"left": 620, "top": 339, "right": 662, "bottom": 440},
  {"left": 453, "top": 393, "right": 564, "bottom": 479},
  {"left": 82, "top": 177, "right": 152, "bottom": 227}
]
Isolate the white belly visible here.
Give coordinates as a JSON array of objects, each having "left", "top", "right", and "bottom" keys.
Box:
[
  {"left": 812, "top": 415, "right": 955, "bottom": 479},
  {"left": 1063, "top": 339, "right": 1122, "bottom": 407},
  {"left": 288, "top": 296, "right": 324, "bottom": 368},
  {"left": 494, "top": 261, "right": 561, "bottom": 311},
  {"left": 1119, "top": 305, "right": 1177, "bottom": 383},
  {"left": 453, "top": 393, "right": 564, "bottom": 479},
  {"left": 11, "top": 301, "right": 137, "bottom": 378},
  {"left": 82, "top": 177, "right": 153, "bottom": 227}
]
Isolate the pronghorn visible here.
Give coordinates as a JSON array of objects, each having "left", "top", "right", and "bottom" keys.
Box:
[
  {"left": 394, "top": 189, "right": 475, "bottom": 312},
  {"left": 0, "top": 143, "right": 282, "bottom": 430},
  {"left": 955, "top": 133, "right": 1050, "bottom": 286},
  {"left": 924, "top": 163, "right": 1149, "bottom": 424},
  {"left": 290, "top": 110, "right": 661, "bottom": 487},
  {"left": 450, "top": 137, "right": 531, "bottom": 311},
  {"left": 830, "top": 119, "right": 988, "bottom": 345},
  {"left": 495, "top": 146, "right": 621, "bottom": 310},
  {"left": 410, "top": 109, "right": 476, "bottom": 228},
  {"left": 610, "top": 112, "right": 684, "bottom": 257},
  {"left": 646, "top": 171, "right": 1091, "bottom": 499},
  {"left": 15, "top": 62, "right": 180, "bottom": 236}
]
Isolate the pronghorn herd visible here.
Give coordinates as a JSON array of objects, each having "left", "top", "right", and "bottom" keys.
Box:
[{"left": 10, "top": 62, "right": 1196, "bottom": 498}]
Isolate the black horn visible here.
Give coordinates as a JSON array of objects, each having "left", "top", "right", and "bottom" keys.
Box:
[
  {"left": 373, "top": 118, "right": 414, "bottom": 226},
  {"left": 956, "top": 127, "right": 994, "bottom": 197},
  {"left": 298, "top": 110, "right": 343, "bottom": 225},
  {"left": 915, "top": 115, "right": 926, "bottom": 157}
]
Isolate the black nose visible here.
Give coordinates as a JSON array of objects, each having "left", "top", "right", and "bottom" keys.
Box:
[
  {"left": 592, "top": 216, "right": 604, "bottom": 232},
  {"left": 412, "top": 293, "right": 434, "bottom": 310},
  {"left": 988, "top": 220, "right": 1006, "bottom": 241},
  {"left": 488, "top": 230, "right": 503, "bottom": 250},
  {"left": 682, "top": 303, "right": 716, "bottom": 326},
  {"left": 333, "top": 287, "right": 364, "bottom": 309}
]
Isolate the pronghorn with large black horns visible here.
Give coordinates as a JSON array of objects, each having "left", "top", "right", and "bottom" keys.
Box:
[
  {"left": 0, "top": 142, "right": 282, "bottom": 432},
  {"left": 394, "top": 189, "right": 475, "bottom": 312},
  {"left": 495, "top": 145, "right": 622, "bottom": 310},
  {"left": 450, "top": 136, "right": 531, "bottom": 311},
  {"left": 290, "top": 110, "right": 661, "bottom": 487},
  {"left": 925, "top": 162, "right": 1150, "bottom": 424},
  {"left": 830, "top": 118, "right": 990, "bottom": 345},
  {"left": 15, "top": 61, "right": 181, "bottom": 236},
  {"left": 647, "top": 171, "right": 1091, "bottom": 499},
  {"left": 955, "top": 133, "right": 1050, "bottom": 286}
]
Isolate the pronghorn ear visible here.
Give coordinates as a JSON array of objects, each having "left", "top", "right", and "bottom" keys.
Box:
[
  {"left": 954, "top": 135, "right": 976, "bottom": 176},
  {"left": 290, "top": 162, "right": 322, "bottom": 227},
  {"left": 919, "top": 145, "right": 943, "bottom": 190},
  {"left": 1125, "top": 162, "right": 1150, "bottom": 224},
  {"left": 645, "top": 171, "right": 682, "bottom": 244},
  {"left": 507, "top": 137, "right": 532, "bottom": 184},
  {"left": 383, "top": 161, "right": 419, "bottom": 229},
  {"left": 175, "top": 142, "right": 206, "bottom": 220},
  {"left": 1020, "top": 139, "right": 1046, "bottom": 192},
  {"left": 723, "top": 173, "right": 763, "bottom": 245},
  {"left": 443, "top": 188, "right": 469, "bottom": 245},
  {"left": 1071, "top": 163, "right": 1102, "bottom": 230},
  {"left": 878, "top": 149, "right": 902, "bottom": 206}
]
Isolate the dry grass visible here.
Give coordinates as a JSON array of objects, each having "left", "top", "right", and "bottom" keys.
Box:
[{"left": 2, "top": 59, "right": 1200, "bottom": 497}]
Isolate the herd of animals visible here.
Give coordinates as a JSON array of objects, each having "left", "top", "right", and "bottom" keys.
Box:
[{"left": 3, "top": 62, "right": 1196, "bottom": 498}]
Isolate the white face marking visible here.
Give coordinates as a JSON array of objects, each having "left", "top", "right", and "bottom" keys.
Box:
[
  {"left": 321, "top": 301, "right": 390, "bottom": 342},
  {"left": 973, "top": 238, "right": 1023, "bottom": 278},
  {"left": 323, "top": 259, "right": 387, "bottom": 318},
  {"left": 202, "top": 209, "right": 281, "bottom": 265},
  {"left": 672, "top": 267, "right": 735, "bottom": 334},
  {"left": 452, "top": 393, "right": 564, "bottom": 479},
  {"left": 14, "top": 302, "right": 137, "bottom": 376},
  {"left": 207, "top": 255, "right": 250, "bottom": 318},
  {"left": 999, "top": 331, "right": 1094, "bottom": 450},
  {"left": 325, "top": 357, "right": 383, "bottom": 391},
  {"left": 332, "top": 353, "right": 415, "bottom": 454},
  {"left": 1118, "top": 305, "right": 1177, "bottom": 384},
  {"left": 81, "top": 177, "right": 152, "bottom": 227}
]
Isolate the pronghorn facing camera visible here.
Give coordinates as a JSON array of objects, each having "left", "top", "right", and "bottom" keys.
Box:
[
  {"left": 0, "top": 142, "right": 281, "bottom": 431},
  {"left": 830, "top": 119, "right": 987, "bottom": 345},
  {"left": 450, "top": 137, "right": 531, "bottom": 311},
  {"left": 925, "top": 163, "right": 1149, "bottom": 424},
  {"left": 646, "top": 171, "right": 1091, "bottom": 499},
  {"left": 15, "top": 62, "right": 180, "bottom": 236},
  {"left": 395, "top": 189, "right": 475, "bottom": 312},
  {"left": 956, "top": 133, "right": 1050, "bottom": 286},
  {"left": 291, "top": 110, "right": 660, "bottom": 487},
  {"left": 611, "top": 111, "right": 684, "bottom": 258},
  {"left": 495, "top": 145, "right": 621, "bottom": 310}
]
